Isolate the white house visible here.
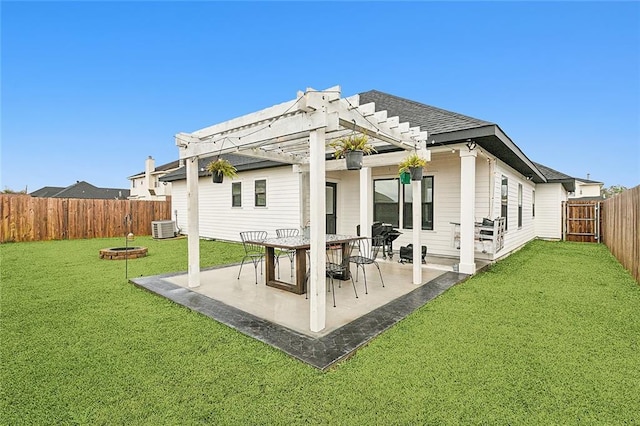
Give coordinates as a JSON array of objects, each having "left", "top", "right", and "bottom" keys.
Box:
[
  {"left": 573, "top": 178, "right": 604, "bottom": 199},
  {"left": 161, "top": 89, "right": 566, "bottom": 259},
  {"left": 164, "top": 86, "right": 596, "bottom": 332},
  {"left": 128, "top": 156, "right": 181, "bottom": 201}
]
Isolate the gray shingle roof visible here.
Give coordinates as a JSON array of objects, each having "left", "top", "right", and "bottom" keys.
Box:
[
  {"left": 29, "top": 186, "right": 65, "bottom": 197},
  {"left": 532, "top": 162, "right": 577, "bottom": 192},
  {"left": 358, "top": 90, "right": 494, "bottom": 135},
  {"left": 160, "top": 154, "right": 285, "bottom": 182},
  {"left": 533, "top": 162, "right": 573, "bottom": 181}
]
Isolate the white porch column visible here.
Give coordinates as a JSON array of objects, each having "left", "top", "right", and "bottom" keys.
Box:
[
  {"left": 309, "top": 127, "right": 327, "bottom": 332},
  {"left": 459, "top": 148, "right": 478, "bottom": 274},
  {"left": 412, "top": 179, "right": 422, "bottom": 284},
  {"left": 359, "top": 167, "right": 372, "bottom": 238},
  {"left": 186, "top": 156, "right": 200, "bottom": 288}
]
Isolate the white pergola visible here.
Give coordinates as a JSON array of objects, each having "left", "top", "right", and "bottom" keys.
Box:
[{"left": 176, "top": 86, "right": 437, "bottom": 332}]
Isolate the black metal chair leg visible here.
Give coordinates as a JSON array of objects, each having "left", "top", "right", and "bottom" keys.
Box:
[
  {"left": 362, "top": 266, "right": 368, "bottom": 294},
  {"left": 237, "top": 257, "right": 247, "bottom": 279},
  {"left": 375, "top": 263, "right": 385, "bottom": 287}
]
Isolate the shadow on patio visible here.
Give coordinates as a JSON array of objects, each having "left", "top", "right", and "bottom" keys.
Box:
[{"left": 132, "top": 256, "right": 482, "bottom": 370}]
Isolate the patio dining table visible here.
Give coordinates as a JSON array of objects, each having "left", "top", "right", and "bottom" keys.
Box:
[{"left": 247, "top": 234, "right": 362, "bottom": 295}]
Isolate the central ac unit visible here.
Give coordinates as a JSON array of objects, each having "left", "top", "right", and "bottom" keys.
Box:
[{"left": 152, "top": 220, "right": 176, "bottom": 239}]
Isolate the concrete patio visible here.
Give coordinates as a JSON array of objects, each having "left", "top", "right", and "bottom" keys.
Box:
[{"left": 132, "top": 255, "right": 488, "bottom": 369}]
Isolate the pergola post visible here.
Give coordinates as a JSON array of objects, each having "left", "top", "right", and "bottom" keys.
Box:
[
  {"left": 186, "top": 156, "right": 200, "bottom": 288},
  {"left": 412, "top": 179, "right": 422, "bottom": 284},
  {"left": 309, "top": 127, "right": 327, "bottom": 332},
  {"left": 459, "top": 148, "right": 478, "bottom": 274},
  {"left": 359, "top": 167, "right": 372, "bottom": 238}
]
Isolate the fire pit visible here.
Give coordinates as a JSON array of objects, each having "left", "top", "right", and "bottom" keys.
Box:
[{"left": 99, "top": 247, "right": 148, "bottom": 260}]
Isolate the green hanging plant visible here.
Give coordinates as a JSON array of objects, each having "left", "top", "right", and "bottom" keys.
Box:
[
  {"left": 398, "top": 153, "right": 428, "bottom": 175},
  {"left": 329, "top": 133, "right": 377, "bottom": 159},
  {"left": 206, "top": 158, "right": 238, "bottom": 179}
]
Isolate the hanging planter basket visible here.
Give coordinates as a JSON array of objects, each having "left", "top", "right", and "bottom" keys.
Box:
[
  {"left": 400, "top": 171, "right": 411, "bottom": 185},
  {"left": 345, "top": 150, "right": 364, "bottom": 170},
  {"left": 212, "top": 171, "right": 224, "bottom": 184},
  {"left": 206, "top": 157, "right": 237, "bottom": 184},
  {"left": 409, "top": 166, "right": 423, "bottom": 181}
]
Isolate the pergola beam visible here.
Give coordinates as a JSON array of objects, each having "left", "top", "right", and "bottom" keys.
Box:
[{"left": 180, "top": 112, "right": 331, "bottom": 160}]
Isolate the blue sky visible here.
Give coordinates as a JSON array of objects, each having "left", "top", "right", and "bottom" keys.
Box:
[{"left": 2, "top": 1, "right": 639, "bottom": 192}]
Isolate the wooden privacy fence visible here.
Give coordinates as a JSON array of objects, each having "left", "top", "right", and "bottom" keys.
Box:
[
  {"left": 601, "top": 186, "right": 639, "bottom": 284},
  {"left": 0, "top": 195, "right": 172, "bottom": 243},
  {"left": 562, "top": 200, "right": 602, "bottom": 243}
]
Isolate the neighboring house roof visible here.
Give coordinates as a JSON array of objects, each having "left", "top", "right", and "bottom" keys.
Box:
[
  {"left": 29, "top": 186, "right": 65, "bottom": 197},
  {"left": 30, "top": 181, "right": 130, "bottom": 200},
  {"left": 575, "top": 177, "right": 603, "bottom": 185},
  {"left": 533, "top": 162, "right": 576, "bottom": 192},
  {"left": 571, "top": 196, "right": 604, "bottom": 201},
  {"left": 128, "top": 159, "right": 182, "bottom": 179},
  {"left": 160, "top": 154, "right": 284, "bottom": 183},
  {"left": 358, "top": 90, "right": 546, "bottom": 183}
]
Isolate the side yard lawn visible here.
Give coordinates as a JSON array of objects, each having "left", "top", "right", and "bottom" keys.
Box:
[{"left": 1, "top": 237, "right": 639, "bottom": 424}]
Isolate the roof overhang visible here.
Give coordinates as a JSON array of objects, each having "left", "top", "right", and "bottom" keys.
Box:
[{"left": 431, "top": 124, "right": 547, "bottom": 183}]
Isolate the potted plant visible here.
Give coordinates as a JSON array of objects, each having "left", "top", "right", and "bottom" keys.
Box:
[
  {"left": 398, "top": 153, "right": 427, "bottom": 181},
  {"left": 329, "top": 133, "right": 376, "bottom": 170},
  {"left": 206, "top": 158, "right": 237, "bottom": 183}
]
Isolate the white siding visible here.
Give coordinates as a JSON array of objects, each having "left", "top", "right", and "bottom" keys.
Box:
[
  {"left": 494, "top": 160, "right": 536, "bottom": 258},
  {"left": 534, "top": 183, "right": 567, "bottom": 239},
  {"left": 327, "top": 170, "right": 360, "bottom": 235},
  {"left": 171, "top": 183, "right": 188, "bottom": 233},
  {"left": 171, "top": 166, "right": 301, "bottom": 242}
]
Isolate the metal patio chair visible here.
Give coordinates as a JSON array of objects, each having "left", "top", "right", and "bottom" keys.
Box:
[
  {"left": 349, "top": 235, "right": 385, "bottom": 294},
  {"left": 237, "top": 231, "right": 267, "bottom": 285},
  {"left": 326, "top": 243, "right": 358, "bottom": 307}
]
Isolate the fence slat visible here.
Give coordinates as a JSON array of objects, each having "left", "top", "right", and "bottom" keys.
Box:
[{"left": 0, "top": 195, "right": 172, "bottom": 243}]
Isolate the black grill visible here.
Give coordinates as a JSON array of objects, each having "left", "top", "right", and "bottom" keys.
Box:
[{"left": 357, "top": 222, "right": 402, "bottom": 259}]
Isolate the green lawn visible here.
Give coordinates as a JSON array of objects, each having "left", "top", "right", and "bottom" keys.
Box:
[{"left": 1, "top": 237, "right": 638, "bottom": 424}]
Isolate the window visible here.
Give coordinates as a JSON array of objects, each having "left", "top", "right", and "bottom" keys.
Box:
[
  {"left": 518, "top": 183, "right": 523, "bottom": 228},
  {"left": 373, "top": 179, "right": 399, "bottom": 227},
  {"left": 254, "top": 179, "right": 266, "bottom": 207},
  {"left": 132, "top": 180, "right": 136, "bottom": 188},
  {"left": 501, "top": 176, "right": 508, "bottom": 231},
  {"left": 532, "top": 190, "right": 536, "bottom": 218},
  {"left": 232, "top": 182, "right": 242, "bottom": 207},
  {"left": 403, "top": 176, "right": 434, "bottom": 230}
]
